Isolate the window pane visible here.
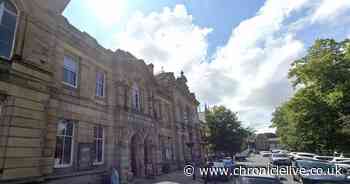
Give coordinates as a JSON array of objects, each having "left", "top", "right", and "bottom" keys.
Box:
[
  {"left": 57, "top": 121, "right": 67, "bottom": 135},
  {"left": 97, "top": 140, "right": 103, "bottom": 162},
  {"left": 96, "top": 84, "right": 103, "bottom": 97},
  {"left": 0, "top": 26, "right": 13, "bottom": 44},
  {"left": 64, "top": 56, "right": 77, "bottom": 71},
  {"left": 2, "top": 11, "right": 16, "bottom": 29},
  {"left": 55, "top": 136, "right": 63, "bottom": 165},
  {"left": 96, "top": 72, "right": 103, "bottom": 81},
  {"left": 96, "top": 72, "right": 105, "bottom": 96},
  {"left": 63, "top": 69, "right": 77, "bottom": 86},
  {"left": 98, "top": 127, "right": 103, "bottom": 138},
  {"left": 3, "top": 1, "right": 17, "bottom": 14},
  {"left": 94, "top": 127, "right": 97, "bottom": 138},
  {"left": 63, "top": 137, "right": 72, "bottom": 164},
  {"left": 66, "top": 122, "right": 74, "bottom": 136},
  {"left": 63, "top": 69, "right": 70, "bottom": 84},
  {"left": 0, "top": 42, "right": 11, "bottom": 58},
  {"left": 94, "top": 127, "right": 103, "bottom": 138}
]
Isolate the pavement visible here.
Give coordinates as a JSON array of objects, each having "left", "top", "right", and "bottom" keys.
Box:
[
  {"left": 131, "top": 171, "right": 203, "bottom": 184},
  {"left": 131, "top": 154, "right": 296, "bottom": 184}
]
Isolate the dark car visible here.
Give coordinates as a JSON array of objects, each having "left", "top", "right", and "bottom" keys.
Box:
[
  {"left": 292, "top": 159, "right": 350, "bottom": 184},
  {"left": 234, "top": 175, "right": 285, "bottom": 184},
  {"left": 270, "top": 153, "right": 291, "bottom": 166}
]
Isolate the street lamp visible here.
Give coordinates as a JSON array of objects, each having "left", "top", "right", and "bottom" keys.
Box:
[
  {"left": 186, "top": 142, "right": 194, "bottom": 162},
  {"left": 186, "top": 142, "right": 195, "bottom": 180}
]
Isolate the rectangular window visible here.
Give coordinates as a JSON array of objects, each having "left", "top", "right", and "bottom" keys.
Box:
[
  {"left": 93, "top": 126, "right": 104, "bottom": 165},
  {"left": 0, "top": 98, "right": 4, "bottom": 116},
  {"left": 96, "top": 71, "right": 105, "bottom": 97},
  {"left": 63, "top": 55, "right": 78, "bottom": 88},
  {"left": 0, "top": 1, "right": 18, "bottom": 59},
  {"left": 54, "top": 119, "right": 75, "bottom": 168}
]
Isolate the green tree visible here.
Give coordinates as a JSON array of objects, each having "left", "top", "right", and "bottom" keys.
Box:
[
  {"left": 272, "top": 39, "right": 350, "bottom": 154},
  {"left": 206, "top": 106, "right": 252, "bottom": 155}
]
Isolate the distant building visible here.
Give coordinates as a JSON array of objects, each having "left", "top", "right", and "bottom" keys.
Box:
[
  {"left": 268, "top": 138, "right": 282, "bottom": 150},
  {"left": 255, "top": 133, "right": 277, "bottom": 151},
  {"left": 198, "top": 112, "right": 210, "bottom": 158}
]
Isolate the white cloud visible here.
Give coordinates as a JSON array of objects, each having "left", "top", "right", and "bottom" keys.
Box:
[
  {"left": 113, "top": 0, "right": 350, "bottom": 132},
  {"left": 311, "top": 0, "right": 350, "bottom": 23},
  {"left": 114, "top": 5, "right": 212, "bottom": 74},
  {"left": 195, "top": 0, "right": 307, "bottom": 130},
  {"left": 85, "top": 0, "right": 127, "bottom": 26}
]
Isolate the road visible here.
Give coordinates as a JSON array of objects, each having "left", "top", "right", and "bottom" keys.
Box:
[
  {"left": 240, "top": 154, "right": 295, "bottom": 184},
  {"left": 132, "top": 154, "right": 296, "bottom": 184}
]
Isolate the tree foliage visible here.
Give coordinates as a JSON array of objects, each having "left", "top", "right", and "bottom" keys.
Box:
[
  {"left": 272, "top": 39, "right": 350, "bottom": 154},
  {"left": 206, "top": 106, "right": 253, "bottom": 155}
]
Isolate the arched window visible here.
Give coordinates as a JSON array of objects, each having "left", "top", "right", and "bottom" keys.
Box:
[
  {"left": 0, "top": 0, "right": 18, "bottom": 59},
  {"left": 132, "top": 84, "right": 141, "bottom": 111}
]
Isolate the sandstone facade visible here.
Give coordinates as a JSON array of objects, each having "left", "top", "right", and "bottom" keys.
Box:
[{"left": 0, "top": 0, "right": 203, "bottom": 183}]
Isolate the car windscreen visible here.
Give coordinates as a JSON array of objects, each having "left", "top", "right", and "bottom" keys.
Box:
[
  {"left": 273, "top": 154, "right": 288, "bottom": 157},
  {"left": 316, "top": 157, "right": 333, "bottom": 160},
  {"left": 241, "top": 177, "right": 279, "bottom": 184},
  {"left": 299, "top": 154, "right": 314, "bottom": 157}
]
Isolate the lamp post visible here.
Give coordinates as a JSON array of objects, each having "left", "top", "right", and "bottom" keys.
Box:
[
  {"left": 186, "top": 142, "right": 194, "bottom": 162},
  {"left": 186, "top": 142, "right": 195, "bottom": 180}
]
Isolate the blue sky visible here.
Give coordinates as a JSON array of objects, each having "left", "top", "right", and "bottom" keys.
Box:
[
  {"left": 64, "top": 0, "right": 265, "bottom": 56},
  {"left": 64, "top": 0, "right": 350, "bottom": 133}
]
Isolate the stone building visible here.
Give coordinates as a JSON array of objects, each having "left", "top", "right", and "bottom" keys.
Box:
[{"left": 0, "top": 0, "right": 203, "bottom": 183}]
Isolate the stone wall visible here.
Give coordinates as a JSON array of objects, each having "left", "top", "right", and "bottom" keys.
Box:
[{"left": 0, "top": 0, "right": 204, "bottom": 184}]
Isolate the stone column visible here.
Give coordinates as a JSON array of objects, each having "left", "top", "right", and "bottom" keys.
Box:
[{"left": 119, "top": 134, "right": 130, "bottom": 184}]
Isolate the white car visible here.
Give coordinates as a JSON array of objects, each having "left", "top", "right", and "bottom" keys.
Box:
[
  {"left": 331, "top": 157, "right": 350, "bottom": 163},
  {"left": 260, "top": 151, "right": 272, "bottom": 157},
  {"left": 292, "top": 152, "right": 318, "bottom": 160},
  {"left": 313, "top": 156, "right": 334, "bottom": 162},
  {"left": 335, "top": 160, "right": 350, "bottom": 171},
  {"left": 271, "top": 149, "right": 288, "bottom": 154},
  {"left": 289, "top": 152, "right": 297, "bottom": 158}
]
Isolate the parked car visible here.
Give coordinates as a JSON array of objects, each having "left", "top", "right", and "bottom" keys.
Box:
[
  {"left": 271, "top": 149, "right": 288, "bottom": 154},
  {"left": 270, "top": 153, "right": 292, "bottom": 166},
  {"left": 289, "top": 152, "right": 297, "bottom": 159},
  {"left": 271, "top": 149, "right": 283, "bottom": 153},
  {"left": 260, "top": 151, "right": 272, "bottom": 157},
  {"left": 313, "top": 156, "right": 334, "bottom": 162},
  {"left": 292, "top": 159, "right": 350, "bottom": 184},
  {"left": 222, "top": 158, "right": 235, "bottom": 170},
  {"left": 335, "top": 160, "right": 350, "bottom": 172},
  {"left": 234, "top": 175, "right": 286, "bottom": 184},
  {"left": 331, "top": 157, "right": 350, "bottom": 163},
  {"left": 292, "top": 152, "right": 317, "bottom": 160}
]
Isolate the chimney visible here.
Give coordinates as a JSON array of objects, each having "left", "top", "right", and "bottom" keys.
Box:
[{"left": 147, "top": 64, "right": 154, "bottom": 74}]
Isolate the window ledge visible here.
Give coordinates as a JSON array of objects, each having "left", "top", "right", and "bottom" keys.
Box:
[
  {"left": 46, "top": 169, "right": 108, "bottom": 180},
  {"left": 93, "top": 161, "right": 104, "bottom": 166},
  {"left": 54, "top": 164, "right": 72, "bottom": 169},
  {"left": 62, "top": 81, "right": 78, "bottom": 89}
]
